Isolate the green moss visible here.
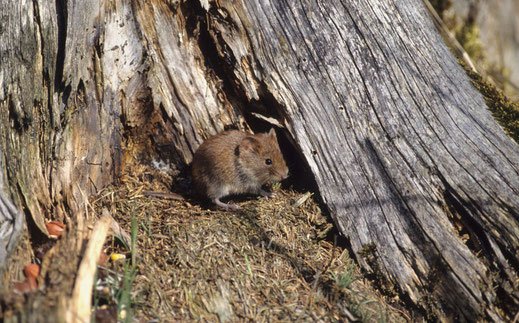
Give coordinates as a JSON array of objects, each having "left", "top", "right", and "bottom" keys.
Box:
[
  {"left": 358, "top": 243, "right": 376, "bottom": 258},
  {"left": 456, "top": 23, "right": 483, "bottom": 62},
  {"left": 461, "top": 60, "right": 519, "bottom": 143}
]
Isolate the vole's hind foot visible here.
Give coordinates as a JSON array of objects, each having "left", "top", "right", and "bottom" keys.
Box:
[
  {"left": 213, "top": 198, "right": 241, "bottom": 211},
  {"left": 260, "top": 189, "right": 275, "bottom": 199}
]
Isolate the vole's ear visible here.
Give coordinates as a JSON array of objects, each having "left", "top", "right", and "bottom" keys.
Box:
[
  {"left": 268, "top": 128, "right": 277, "bottom": 139},
  {"left": 240, "top": 136, "right": 262, "bottom": 154}
]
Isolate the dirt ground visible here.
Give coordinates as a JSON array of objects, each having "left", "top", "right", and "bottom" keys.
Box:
[{"left": 1, "top": 162, "right": 411, "bottom": 322}]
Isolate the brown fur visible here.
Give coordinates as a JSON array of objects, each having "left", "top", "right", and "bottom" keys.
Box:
[{"left": 191, "top": 129, "right": 289, "bottom": 210}]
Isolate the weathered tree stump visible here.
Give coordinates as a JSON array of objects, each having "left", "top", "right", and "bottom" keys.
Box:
[{"left": 0, "top": 0, "right": 517, "bottom": 320}]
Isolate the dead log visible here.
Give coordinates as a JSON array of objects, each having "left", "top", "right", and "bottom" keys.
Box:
[{"left": 0, "top": 0, "right": 517, "bottom": 321}]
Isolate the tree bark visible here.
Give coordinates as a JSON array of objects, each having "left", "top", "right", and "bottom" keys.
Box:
[
  {"left": 0, "top": 0, "right": 517, "bottom": 321},
  {"left": 204, "top": 1, "right": 519, "bottom": 320}
]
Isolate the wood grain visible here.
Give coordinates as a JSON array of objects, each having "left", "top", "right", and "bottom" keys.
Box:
[{"left": 207, "top": 0, "right": 519, "bottom": 320}]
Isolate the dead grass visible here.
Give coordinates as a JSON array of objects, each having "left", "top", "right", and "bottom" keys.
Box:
[
  {"left": 0, "top": 160, "right": 410, "bottom": 321},
  {"left": 89, "top": 163, "right": 410, "bottom": 322}
]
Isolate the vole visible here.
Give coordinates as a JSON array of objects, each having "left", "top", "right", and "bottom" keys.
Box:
[{"left": 191, "top": 128, "right": 289, "bottom": 211}]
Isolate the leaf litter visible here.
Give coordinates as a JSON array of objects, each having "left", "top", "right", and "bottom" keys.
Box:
[
  {"left": 0, "top": 161, "right": 410, "bottom": 322},
  {"left": 88, "top": 163, "right": 410, "bottom": 322}
]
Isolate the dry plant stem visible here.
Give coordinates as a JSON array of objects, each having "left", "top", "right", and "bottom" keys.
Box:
[
  {"left": 107, "top": 212, "right": 132, "bottom": 250},
  {"left": 142, "top": 191, "right": 185, "bottom": 200},
  {"left": 421, "top": 0, "right": 477, "bottom": 72},
  {"left": 67, "top": 209, "right": 111, "bottom": 323}
]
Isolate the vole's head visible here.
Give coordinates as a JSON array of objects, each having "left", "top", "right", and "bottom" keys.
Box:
[{"left": 237, "top": 128, "right": 289, "bottom": 185}]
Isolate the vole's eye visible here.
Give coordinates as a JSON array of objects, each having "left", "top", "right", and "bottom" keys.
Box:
[{"left": 265, "top": 158, "right": 272, "bottom": 165}]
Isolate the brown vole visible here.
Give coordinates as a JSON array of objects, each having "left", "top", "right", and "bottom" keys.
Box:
[{"left": 191, "top": 128, "right": 289, "bottom": 211}]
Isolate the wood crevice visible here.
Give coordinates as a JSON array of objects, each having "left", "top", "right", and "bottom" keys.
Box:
[{"left": 54, "top": 0, "right": 67, "bottom": 91}]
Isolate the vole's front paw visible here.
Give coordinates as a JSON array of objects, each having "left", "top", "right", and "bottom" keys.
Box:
[{"left": 260, "top": 189, "right": 275, "bottom": 199}]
